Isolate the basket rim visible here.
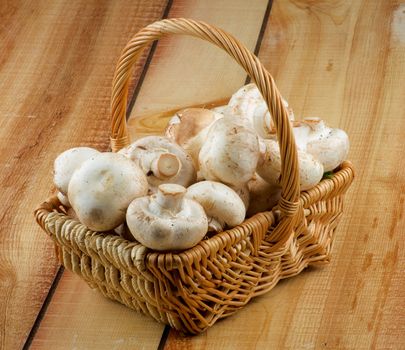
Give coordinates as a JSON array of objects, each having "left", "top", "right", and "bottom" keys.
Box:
[{"left": 34, "top": 161, "right": 354, "bottom": 273}]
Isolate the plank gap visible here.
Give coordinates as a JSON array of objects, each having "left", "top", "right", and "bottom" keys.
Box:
[
  {"left": 22, "top": 1, "right": 170, "bottom": 348},
  {"left": 126, "top": 0, "right": 174, "bottom": 120},
  {"left": 245, "top": 0, "right": 274, "bottom": 85},
  {"left": 22, "top": 267, "right": 65, "bottom": 350},
  {"left": 162, "top": 0, "right": 274, "bottom": 345},
  {"left": 157, "top": 326, "right": 171, "bottom": 350}
]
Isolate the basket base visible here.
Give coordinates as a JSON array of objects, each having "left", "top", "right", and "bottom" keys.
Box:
[{"left": 37, "top": 162, "right": 354, "bottom": 334}]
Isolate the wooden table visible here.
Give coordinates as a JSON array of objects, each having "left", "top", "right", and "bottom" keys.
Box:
[{"left": 1, "top": 1, "right": 404, "bottom": 349}]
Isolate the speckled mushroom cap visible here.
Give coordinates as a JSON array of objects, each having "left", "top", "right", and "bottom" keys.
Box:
[
  {"left": 68, "top": 152, "right": 148, "bottom": 231},
  {"left": 198, "top": 117, "right": 260, "bottom": 186},
  {"left": 297, "top": 118, "right": 349, "bottom": 172},
  {"left": 227, "top": 83, "right": 294, "bottom": 138},
  {"left": 186, "top": 181, "right": 246, "bottom": 232},
  {"left": 257, "top": 139, "right": 324, "bottom": 191}
]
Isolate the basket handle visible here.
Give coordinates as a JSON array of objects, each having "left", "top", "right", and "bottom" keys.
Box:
[{"left": 110, "top": 18, "right": 301, "bottom": 222}]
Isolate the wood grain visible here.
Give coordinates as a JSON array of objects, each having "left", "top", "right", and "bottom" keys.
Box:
[
  {"left": 29, "top": 270, "right": 164, "bottom": 350},
  {"left": 0, "top": 1, "right": 166, "bottom": 349},
  {"left": 29, "top": 0, "right": 269, "bottom": 349},
  {"left": 4, "top": 0, "right": 404, "bottom": 349},
  {"left": 165, "top": 0, "right": 405, "bottom": 348}
]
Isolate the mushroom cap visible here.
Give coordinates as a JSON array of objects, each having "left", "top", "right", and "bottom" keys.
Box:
[
  {"left": 229, "top": 184, "right": 250, "bottom": 210},
  {"left": 307, "top": 129, "right": 349, "bottom": 171},
  {"left": 228, "top": 83, "right": 294, "bottom": 138},
  {"left": 53, "top": 147, "right": 99, "bottom": 194},
  {"left": 199, "top": 117, "right": 260, "bottom": 186},
  {"left": 165, "top": 108, "right": 223, "bottom": 168},
  {"left": 289, "top": 123, "right": 313, "bottom": 151},
  {"left": 298, "top": 151, "right": 325, "bottom": 190},
  {"left": 68, "top": 152, "right": 148, "bottom": 231},
  {"left": 186, "top": 181, "right": 246, "bottom": 230},
  {"left": 256, "top": 139, "right": 282, "bottom": 186},
  {"left": 126, "top": 184, "right": 208, "bottom": 251},
  {"left": 257, "top": 139, "right": 324, "bottom": 191},
  {"left": 119, "top": 136, "right": 196, "bottom": 190},
  {"left": 290, "top": 118, "right": 350, "bottom": 171}
]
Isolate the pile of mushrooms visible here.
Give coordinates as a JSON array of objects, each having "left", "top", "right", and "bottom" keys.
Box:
[{"left": 52, "top": 84, "right": 349, "bottom": 252}]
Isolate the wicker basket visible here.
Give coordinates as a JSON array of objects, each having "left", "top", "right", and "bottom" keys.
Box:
[{"left": 35, "top": 18, "right": 354, "bottom": 334}]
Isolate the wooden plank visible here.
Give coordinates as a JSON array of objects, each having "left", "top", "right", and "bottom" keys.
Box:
[
  {"left": 20, "top": 1, "right": 405, "bottom": 349},
  {"left": 127, "top": 0, "right": 270, "bottom": 139},
  {"left": 165, "top": 0, "right": 405, "bottom": 348},
  {"left": 30, "top": 0, "right": 269, "bottom": 349},
  {"left": 0, "top": 1, "right": 166, "bottom": 349},
  {"left": 29, "top": 270, "right": 164, "bottom": 350}
]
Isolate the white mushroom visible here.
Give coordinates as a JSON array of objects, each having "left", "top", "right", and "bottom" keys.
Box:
[
  {"left": 68, "top": 152, "right": 148, "bottom": 231},
  {"left": 247, "top": 174, "right": 281, "bottom": 217},
  {"left": 126, "top": 184, "right": 208, "bottom": 251},
  {"left": 229, "top": 183, "right": 250, "bottom": 210},
  {"left": 165, "top": 108, "right": 222, "bottom": 169},
  {"left": 210, "top": 105, "right": 229, "bottom": 115},
  {"left": 292, "top": 118, "right": 350, "bottom": 172},
  {"left": 57, "top": 191, "right": 71, "bottom": 207},
  {"left": 256, "top": 140, "right": 282, "bottom": 186},
  {"left": 53, "top": 147, "right": 99, "bottom": 196},
  {"left": 186, "top": 181, "right": 246, "bottom": 232},
  {"left": 257, "top": 139, "right": 324, "bottom": 191},
  {"left": 227, "top": 83, "right": 294, "bottom": 138},
  {"left": 119, "top": 136, "right": 196, "bottom": 191},
  {"left": 199, "top": 117, "right": 260, "bottom": 187}
]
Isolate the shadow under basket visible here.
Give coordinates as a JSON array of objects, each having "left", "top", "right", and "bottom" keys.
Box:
[{"left": 34, "top": 18, "right": 355, "bottom": 334}]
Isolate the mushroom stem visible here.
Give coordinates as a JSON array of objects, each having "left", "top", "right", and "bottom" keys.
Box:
[
  {"left": 119, "top": 136, "right": 196, "bottom": 190},
  {"left": 155, "top": 184, "right": 186, "bottom": 212},
  {"left": 208, "top": 218, "right": 225, "bottom": 233},
  {"left": 151, "top": 153, "right": 181, "bottom": 179}
]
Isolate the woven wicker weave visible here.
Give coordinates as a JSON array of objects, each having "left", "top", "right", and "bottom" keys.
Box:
[{"left": 35, "top": 18, "right": 354, "bottom": 334}]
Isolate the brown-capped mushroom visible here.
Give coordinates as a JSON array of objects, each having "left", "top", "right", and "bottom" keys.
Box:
[
  {"left": 165, "top": 108, "right": 222, "bottom": 169},
  {"left": 247, "top": 174, "right": 281, "bottom": 217}
]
